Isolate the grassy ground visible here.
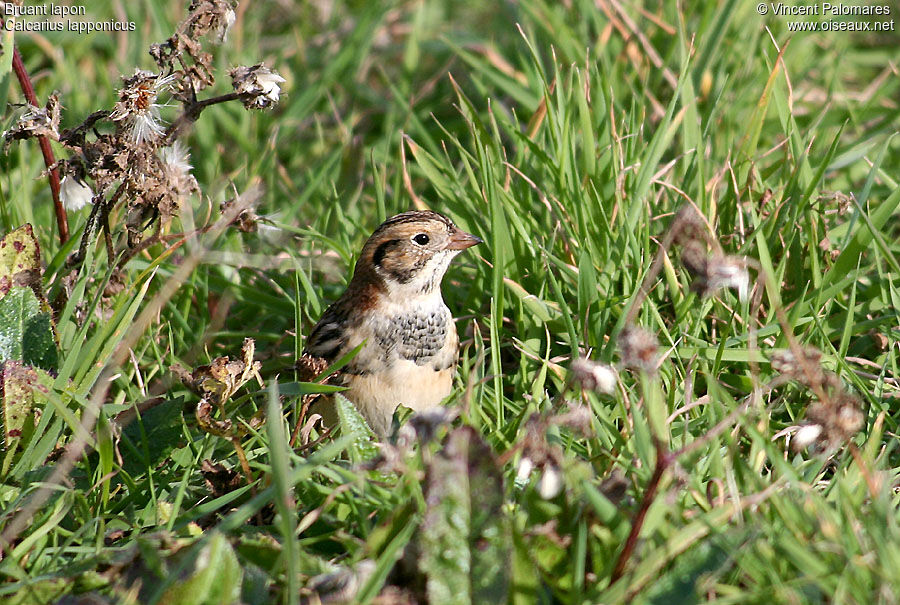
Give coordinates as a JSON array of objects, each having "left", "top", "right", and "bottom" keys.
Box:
[{"left": 0, "top": 0, "right": 898, "bottom": 603}]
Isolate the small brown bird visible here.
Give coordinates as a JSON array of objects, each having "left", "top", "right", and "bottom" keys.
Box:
[{"left": 303, "top": 210, "right": 481, "bottom": 436}]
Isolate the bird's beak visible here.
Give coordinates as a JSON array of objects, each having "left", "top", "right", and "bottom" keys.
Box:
[{"left": 446, "top": 228, "right": 483, "bottom": 250}]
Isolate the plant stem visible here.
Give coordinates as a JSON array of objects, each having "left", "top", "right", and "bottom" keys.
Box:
[
  {"left": 610, "top": 440, "right": 672, "bottom": 583},
  {"left": 163, "top": 91, "right": 243, "bottom": 144},
  {"left": 10, "top": 45, "right": 68, "bottom": 244}
]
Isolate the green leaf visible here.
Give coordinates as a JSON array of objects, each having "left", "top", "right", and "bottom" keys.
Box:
[
  {"left": 121, "top": 397, "right": 185, "bottom": 477},
  {"left": 156, "top": 532, "right": 243, "bottom": 605},
  {"left": 266, "top": 382, "right": 300, "bottom": 605},
  {"left": 334, "top": 393, "right": 379, "bottom": 463},
  {"left": 2, "top": 578, "right": 68, "bottom": 605},
  {"left": 0, "top": 224, "right": 47, "bottom": 303},
  {"left": 0, "top": 361, "right": 50, "bottom": 475},
  {"left": 420, "top": 426, "right": 510, "bottom": 605},
  {"left": 0, "top": 287, "right": 58, "bottom": 370}
]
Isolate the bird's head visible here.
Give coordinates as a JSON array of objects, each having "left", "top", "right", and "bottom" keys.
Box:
[{"left": 355, "top": 210, "right": 481, "bottom": 299}]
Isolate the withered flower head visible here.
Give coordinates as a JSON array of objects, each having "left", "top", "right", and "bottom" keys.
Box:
[
  {"left": 220, "top": 184, "right": 265, "bottom": 233},
  {"left": 671, "top": 204, "right": 710, "bottom": 247},
  {"left": 769, "top": 346, "right": 836, "bottom": 389},
  {"left": 570, "top": 358, "right": 617, "bottom": 394},
  {"left": 705, "top": 255, "right": 750, "bottom": 302},
  {"left": 229, "top": 64, "right": 286, "bottom": 109},
  {"left": 186, "top": 0, "right": 237, "bottom": 42},
  {"left": 2, "top": 93, "right": 61, "bottom": 150},
  {"left": 159, "top": 140, "right": 199, "bottom": 201},
  {"left": 795, "top": 390, "right": 864, "bottom": 452},
  {"left": 682, "top": 244, "right": 750, "bottom": 302},
  {"left": 516, "top": 414, "right": 566, "bottom": 499},
  {"left": 550, "top": 405, "right": 594, "bottom": 436},
  {"left": 681, "top": 240, "right": 750, "bottom": 302},
  {"left": 537, "top": 464, "right": 564, "bottom": 499},
  {"left": 110, "top": 70, "right": 174, "bottom": 145},
  {"left": 618, "top": 325, "right": 660, "bottom": 373},
  {"left": 769, "top": 347, "right": 822, "bottom": 376},
  {"left": 60, "top": 175, "right": 94, "bottom": 212}
]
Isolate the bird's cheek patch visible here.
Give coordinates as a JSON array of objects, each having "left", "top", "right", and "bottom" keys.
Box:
[{"left": 372, "top": 238, "right": 401, "bottom": 269}]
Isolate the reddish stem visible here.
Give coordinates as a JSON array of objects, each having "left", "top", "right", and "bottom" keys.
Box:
[
  {"left": 610, "top": 444, "right": 673, "bottom": 583},
  {"left": 10, "top": 46, "right": 68, "bottom": 244}
]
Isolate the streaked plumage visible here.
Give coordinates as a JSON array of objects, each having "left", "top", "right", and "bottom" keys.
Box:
[{"left": 303, "top": 210, "right": 481, "bottom": 436}]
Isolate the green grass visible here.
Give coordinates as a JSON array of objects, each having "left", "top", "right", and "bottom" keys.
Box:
[{"left": 0, "top": 1, "right": 898, "bottom": 603}]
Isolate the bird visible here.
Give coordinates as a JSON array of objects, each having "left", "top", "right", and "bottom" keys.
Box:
[{"left": 301, "top": 210, "right": 481, "bottom": 437}]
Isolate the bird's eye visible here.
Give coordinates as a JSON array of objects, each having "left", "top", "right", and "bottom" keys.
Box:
[{"left": 413, "top": 233, "right": 430, "bottom": 246}]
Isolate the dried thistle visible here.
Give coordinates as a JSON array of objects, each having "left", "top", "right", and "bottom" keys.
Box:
[
  {"left": 109, "top": 70, "right": 174, "bottom": 145},
  {"left": 795, "top": 391, "right": 864, "bottom": 452},
  {"left": 229, "top": 64, "right": 286, "bottom": 109},
  {"left": 159, "top": 141, "right": 199, "bottom": 202},
  {"left": 33, "top": 0, "right": 286, "bottom": 269},
  {"left": 618, "top": 325, "right": 659, "bottom": 373},
  {"left": 515, "top": 414, "right": 565, "bottom": 499},
  {"left": 149, "top": 0, "right": 237, "bottom": 98},
  {"left": 59, "top": 175, "right": 94, "bottom": 212},
  {"left": 185, "top": 0, "right": 236, "bottom": 43},
  {"left": 681, "top": 242, "right": 750, "bottom": 302},
  {"left": 2, "top": 93, "right": 61, "bottom": 151},
  {"left": 770, "top": 346, "right": 865, "bottom": 451},
  {"left": 570, "top": 358, "right": 617, "bottom": 394}
]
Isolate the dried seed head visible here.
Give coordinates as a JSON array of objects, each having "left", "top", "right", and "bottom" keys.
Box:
[
  {"left": 221, "top": 200, "right": 260, "bottom": 233},
  {"left": 671, "top": 204, "right": 709, "bottom": 247},
  {"left": 219, "top": 6, "right": 236, "bottom": 41},
  {"left": 159, "top": 141, "right": 199, "bottom": 201},
  {"left": 516, "top": 413, "right": 565, "bottom": 495},
  {"left": 2, "top": 93, "right": 61, "bottom": 150},
  {"left": 705, "top": 255, "right": 750, "bottom": 302},
  {"left": 537, "top": 464, "right": 564, "bottom": 499},
  {"left": 570, "top": 358, "right": 617, "bottom": 394},
  {"left": 230, "top": 64, "right": 286, "bottom": 109},
  {"left": 834, "top": 400, "right": 864, "bottom": 439},
  {"left": 220, "top": 184, "right": 266, "bottom": 233},
  {"left": 618, "top": 325, "right": 659, "bottom": 373},
  {"left": 60, "top": 175, "right": 94, "bottom": 212},
  {"left": 110, "top": 70, "right": 173, "bottom": 145},
  {"left": 793, "top": 423, "right": 823, "bottom": 449},
  {"left": 797, "top": 391, "right": 864, "bottom": 452},
  {"left": 185, "top": 0, "right": 238, "bottom": 42},
  {"left": 769, "top": 346, "right": 831, "bottom": 388},
  {"left": 515, "top": 456, "right": 534, "bottom": 482},
  {"left": 818, "top": 191, "right": 853, "bottom": 216},
  {"left": 550, "top": 405, "right": 594, "bottom": 435},
  {"left": 294, "top": 352, "right": 329, "bottom": 382},
  {"left": 681, "top": 242, "right": 749, "bottom": 301},
  {"left": 691, "top": 254, "right": 749, "bottom": 301}
]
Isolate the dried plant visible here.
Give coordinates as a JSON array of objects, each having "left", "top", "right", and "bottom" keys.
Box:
[
  {"left": 769, "top": 346, "right": 865, "bottom": 452},
  {"left": 174, "top": 338, "right": 264, "bottom": 488},
  {"left": 2, "top": 0, "right": 285, "bottom": 280},
  {"left": 569, "top": 357, "right": 618, "bottom": 394},
  {"left": 618, "top": 324, "right": 660, "bottom": 373}
]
